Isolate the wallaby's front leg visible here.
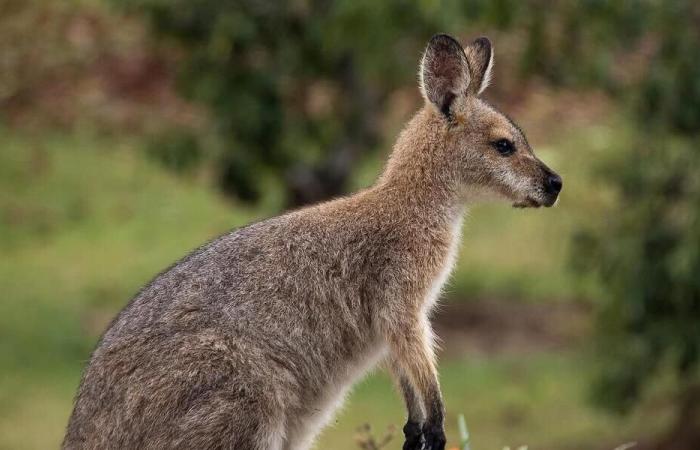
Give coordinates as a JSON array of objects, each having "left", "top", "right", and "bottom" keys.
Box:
[
  {"left": 389, "top": 363, "right": 425, "bottom": 450},
  {"left": 387, "top": 320, "right": 446, "bottom": 450}
]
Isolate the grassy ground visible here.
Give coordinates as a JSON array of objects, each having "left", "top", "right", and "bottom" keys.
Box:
[
  {"left": 316, "top": 353, "right": 664, "bottom": 450},
  {"left": 0, "top": 117, "right": 644, "bottom": 449},
  {"left": 0, "top": 353, "right": 664, "bottom": 450}
]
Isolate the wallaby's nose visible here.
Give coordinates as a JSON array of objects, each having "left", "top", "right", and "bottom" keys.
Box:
[{"left": 545, "top": 173, "right": 563, "bottom": 195}]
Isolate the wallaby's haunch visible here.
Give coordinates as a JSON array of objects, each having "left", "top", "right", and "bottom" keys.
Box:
[{"left": 64, "top": 34, "right": 562, "bottom": 450}]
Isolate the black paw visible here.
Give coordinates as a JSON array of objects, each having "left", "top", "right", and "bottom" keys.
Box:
[
  {"left": 422, "top": 423, "right": 446, "bottom": 450},
  {"left": 402, "top": 421, "right": 424, "bottom": 450}
]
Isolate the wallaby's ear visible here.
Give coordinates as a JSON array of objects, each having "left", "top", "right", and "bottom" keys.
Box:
[
  {"left": 464, "top": 37, "right": 493, "bottom": 95},
  {"left": 420, "top": 34, "right": 470, "bottom": 117}
]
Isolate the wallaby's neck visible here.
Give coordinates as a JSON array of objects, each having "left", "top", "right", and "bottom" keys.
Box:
[{"left": 373, "top": 107, "right": 465, "bottom": 228}]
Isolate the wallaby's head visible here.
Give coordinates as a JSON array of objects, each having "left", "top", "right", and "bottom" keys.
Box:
[{"left": 419, "top": 34, "right": 562, "bottom": 207}]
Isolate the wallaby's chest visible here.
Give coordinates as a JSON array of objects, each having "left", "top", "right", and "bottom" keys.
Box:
[{"left": 422, "top": 215, "right": 464, "bottom": 313}]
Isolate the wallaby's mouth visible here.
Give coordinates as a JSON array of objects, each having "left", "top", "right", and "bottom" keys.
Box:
[
  {"left": 512, "top": 196, "right": 542, "bottom": 208},
  {"left": 513, "top": 172, "right": 562, "bottom": 208},
  {"left": 512, "top": 194, "right": 558, "bottom": 208}
]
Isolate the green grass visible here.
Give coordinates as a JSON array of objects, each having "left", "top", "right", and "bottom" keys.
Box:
[
  {"left": 317, "top": 352, "right": 662, "bottom": 450},
  {"left": 0, "top": 119, "right": 646, "bottom": 449},
  {"left": 0, "top": 352, "right": 662, "bottom": 450},
  {"left": 0, "top": 130, "right": 259, "bottom": 372}
]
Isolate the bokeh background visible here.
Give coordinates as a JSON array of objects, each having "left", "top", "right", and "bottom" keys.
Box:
[{"left": 2, "top": 0, "right": 700, "bottom": 449}]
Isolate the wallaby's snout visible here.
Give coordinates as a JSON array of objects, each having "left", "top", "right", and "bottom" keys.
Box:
[
  {"left": 511, "top": 160, "right": 563, "bottom": 208},
  {"left": 543, "top": 169, "right": 563, "bottom": 206}
]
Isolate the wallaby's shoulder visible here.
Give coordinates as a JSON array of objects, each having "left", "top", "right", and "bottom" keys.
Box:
[{"left": 118, "top": 190, "right": 396, "bottom": 305}]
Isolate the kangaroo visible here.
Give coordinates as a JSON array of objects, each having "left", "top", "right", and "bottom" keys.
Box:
[{"left": 63, "top": 34, "right": 562, "bottom": 450}]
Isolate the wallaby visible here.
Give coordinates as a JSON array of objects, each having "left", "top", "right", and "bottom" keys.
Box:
[{"left": 64, "top": 34, "right": 562, "bottom": 450}]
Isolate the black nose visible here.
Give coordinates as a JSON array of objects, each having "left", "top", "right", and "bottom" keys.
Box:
[{"left": 545, "top": 173, "right": 563, "bottom": 194}]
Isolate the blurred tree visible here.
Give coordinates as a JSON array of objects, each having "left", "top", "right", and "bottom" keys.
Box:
[
  {"left": 116, "top": 0, "right": 454, "bottom": 206},
  {"left": 576, "top": 133, "right": 700, "bottom": 446},
  {"left": 573, "top": 2, "right": 700, "bottom": 448},
  {"left": 0, "top": 0, "right": 88, "bottom": 123}
]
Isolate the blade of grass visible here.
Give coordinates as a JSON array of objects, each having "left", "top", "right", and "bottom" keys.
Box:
[{"left": 458, "top": 414, "right": 471, "bottom": 450}]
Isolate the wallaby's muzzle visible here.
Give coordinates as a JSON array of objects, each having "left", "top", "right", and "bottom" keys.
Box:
[
  {"left": 542, "top": 171, "right": 563, "bottom": 207},
  {"left": 512, "top": 165, "right": 563, "bottom": 208}
]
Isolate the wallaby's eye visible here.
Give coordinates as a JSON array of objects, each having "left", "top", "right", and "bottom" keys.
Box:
[{"left": 492, "top": 139, "right": 515, "bottom": 156}]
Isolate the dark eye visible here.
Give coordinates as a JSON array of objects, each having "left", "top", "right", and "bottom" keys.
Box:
[{"left": 492, "top": 139, "right": 515, "bottom": 156}]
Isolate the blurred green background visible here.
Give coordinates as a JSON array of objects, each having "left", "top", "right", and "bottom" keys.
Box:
[{"left": 2, "top": 0, "right": 700, "bottom": 449}]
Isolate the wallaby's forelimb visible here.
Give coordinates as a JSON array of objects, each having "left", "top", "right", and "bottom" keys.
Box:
[
  {"left": 385, "top": 314, "right": 446, "bottom": 450},
  {"left": 389, "top": 362, "right": 425, "bottom": 449}
]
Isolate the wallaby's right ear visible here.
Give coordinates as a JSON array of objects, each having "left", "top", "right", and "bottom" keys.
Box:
[
  {"left": 463, "top": 37, "right": 493, "bottom": 95},
  {"left": 419, "top": 34, "right": 470, "bottom": 117}
]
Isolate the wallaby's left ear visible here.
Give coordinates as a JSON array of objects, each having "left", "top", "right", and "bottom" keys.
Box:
[
  {"left": 420, "top": 34, "right": 470, "bottom": 117},
  {"left": 464, "top": 37, "right": 494, "bottom": 96}
]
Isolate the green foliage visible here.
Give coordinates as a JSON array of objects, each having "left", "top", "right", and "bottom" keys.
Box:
[
  {"left": 575, "top": 134, "right": 700, "bottom": 413},
  {"left": 571, "top": 1, "right": 700, "bottom": 415},
  {"left": 635, "top": 2, "right": 700, "bottom": 134},
  {"left": 146, "top": 130, "right": 203, "bottom": 173},
  {"left": 113, "top": 0, "right": 449, "bottom": 205},
  {"left": 530, "top": 1, "right": 648, "bottom": 86}
]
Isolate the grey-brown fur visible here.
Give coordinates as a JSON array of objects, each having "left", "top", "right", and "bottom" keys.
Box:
[{"left": 64, "top": 34, "right": 561, "bottom": 450}]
